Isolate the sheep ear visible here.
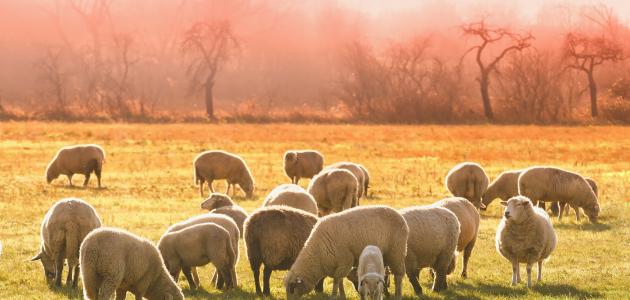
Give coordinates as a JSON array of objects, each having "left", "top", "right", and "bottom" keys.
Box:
[
  {"left": 499, "top": 201, "right": 508, "bottom": 206},
  {"left": 30, "top": 251, "right": 43, "bottom": 261}
]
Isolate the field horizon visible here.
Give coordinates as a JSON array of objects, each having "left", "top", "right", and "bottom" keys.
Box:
[{"left": 0, "top": 122, "right": 629, "bottom": 299}]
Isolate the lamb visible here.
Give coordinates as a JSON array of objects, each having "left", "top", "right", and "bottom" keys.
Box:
[
  {"left": 518, "top": 166, "right": 600, "bottom": 223},
  {"left": 31, "top": 198, "right": 101, "bottom": 288},
  {"left": 262, "top": 184, "right": 318, "bottom": 215},
  {"left": 324, "top": 161, "right": 366, "bottom": 200},
  {"left": 357, "top": 245, "right": 385, "bottom": 300},
  {"left": 358, "top": 164, "right": 371, "bottom": 197},
  {"left": 496, "top": 196, "right": 557, "bottom": 287},
  {"left": 244, "top": 206, "right": 319, "bottom": 296},
  {"left": 481, "top": 169, "right": 524, "bottom": 210},
  {"left": 284, "top": 205, "right": 408, "bottom": 300},
  {"left": 433, "top": 197, "right": 479, "bottom": 278},
  {"left": 45, "top": 144, "right": 105, "bottom": 188},
  {"left": 194, "top": 150, "right": 255, "bottom": 198},
  {"left": 200, "top": 193, "right": 249, "bottom": 237},
  {"left": 307, "top": 168, "right": 358, "bottom": 216},
  {"left": 80, "top": 227, "right": 183, "bottom": 300},
  {"left": 399, "top": 205, "right": 460, "bottom": 295},
  {"left": 284, "top": 150, "right": 324, "bottom": 184},
  {"left": 166, "top": 213, "right": 240, "bottom": 289},
  {"left": 445, "top": 162, "right": 489, "bottom": 209},
  {"left": 158, "top": 223, "right": 237, "bottom": 290}
]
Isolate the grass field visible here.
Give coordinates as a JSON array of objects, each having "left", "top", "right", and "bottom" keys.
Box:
[{"left": 0, "top": 122, "right": 629, "bottom": 300}]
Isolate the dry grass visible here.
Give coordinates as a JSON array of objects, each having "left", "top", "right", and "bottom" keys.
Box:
[{"left": 0, "top": 122, "right": 629, "bottom": 299}]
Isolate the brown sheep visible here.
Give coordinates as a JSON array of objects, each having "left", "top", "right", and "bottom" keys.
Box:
[
  {"left": 307, "top": 168, "right": 358, "bottom": 216},
  {"left": 284, "top": 150, "right": 324, "bottom": 184},
  {"left": 200, "top": 193, "right": 248, "bottom": 237},
  {"left": 45, "top": 144, "right": 105, "bottom": 188},
  {"left": 194, "top": 150, "right": 255, "bottom": 198}
]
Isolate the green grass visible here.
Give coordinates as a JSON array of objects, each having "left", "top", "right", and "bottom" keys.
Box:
[{"left": 0, "top": 122, "right": 629, "bottom": 299}]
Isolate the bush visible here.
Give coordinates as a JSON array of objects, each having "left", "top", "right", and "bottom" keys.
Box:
[{"left": 600, "top": 97, "right": 630, "bottom": 124}]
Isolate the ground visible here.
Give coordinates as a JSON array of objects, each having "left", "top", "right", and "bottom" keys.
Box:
[{"left": 0, "top": 122, "right": 629, "bottom": 300}]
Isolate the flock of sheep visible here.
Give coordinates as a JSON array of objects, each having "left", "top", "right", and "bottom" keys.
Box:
[{"left": 32, "top": 144, "right": 602, "bottom": 299}]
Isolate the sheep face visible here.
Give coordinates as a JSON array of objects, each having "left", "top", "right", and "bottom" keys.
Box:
[
  {"left": 359, "top": 275, "right": 384, "bottom": 300},
  {"left": 240, "top": 179, "right": 254, "bottom": 199},
  {"left": 285, "top": 272, "right": 313, "bottom": 299},
  {"left": 500, "top": 196, "right": 533, "bottom": 224},
  {"left": 201, "top": 193, "right": 232, "bottom": 210},
  {"left": 284, "top": 152, "right": 298, "bottom": 167},
  {"left": 30, "top": 250, "right": 56, "bottom": 283},
  {"left": 45, "top": 163, "right": 59, "bottom": 184},
  {"left": 584, "top": 204, "right": 600, "bottom": 223}
]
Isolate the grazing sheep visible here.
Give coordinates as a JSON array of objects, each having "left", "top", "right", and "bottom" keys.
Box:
[
  {"left": 167, "top": 213, "right": 240, "bottom": 289},
  {"left": 496, "top": 196, "right": 557, "bottom": 287},
  {"left": 284, "top": 150, "right": 324, "bottom": 184},
  {"left": 200, "top": 193, "right": 248, "bottom": 237},
  {"left": 399, "top": 205, "right": 460, "bottom": 295},
  {"left": 159, "top": 223, "right": 237, "bottom": 290},
  {"left": 324, "top": 162, "right": 366, "bottom": 200},
  {"left": 194, "top": 150, "right": 255, "bottom": 198},
  {"left": 31, "top": 198, "right": 101, "bottom": 288},
  {"left": 518, "top": 166, "right": 600, "bottom": 223},
  {"left": 445, "top": 162, "right": 489, "bottom": 209},
  {"left": 481, "top": 169, "right": 523, "bottom": 210},
  {"left": 557, "top": 177, "right": 599, "bottom": 218},
  {"left": 434, "top": 197, "right": 479, "bottom": 278},
  {"left": 358, "top": 164, "right": 371, "bottom": 197},
  {"left": 284, "top": 205, "right": 408, "bottom": 300},
  {"left": 45, "top": 144, "right": 105, "bottom": 188},
  {"left": 80, "top": 227, "right": 183, "bottom": 300},
  {"left": 307, "top": 168, "right": 358, "bottom": 216},
  {"left": 244, "top": 206, "right": 319, "bottom": 296},
  {"left": 357, "top": 245, "right": 385, "bottom": 300},
  {"left": 263, "top": 184, "right": 318, "bottom": 215}
]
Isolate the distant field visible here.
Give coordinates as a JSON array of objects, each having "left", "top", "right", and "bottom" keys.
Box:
[{"left": 0, "top": 122, "right": 629, "bottom": 299}]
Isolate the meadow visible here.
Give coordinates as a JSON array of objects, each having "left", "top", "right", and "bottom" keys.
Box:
[{"left": 0, "top": 122, "right": 629, "bottom": 299}]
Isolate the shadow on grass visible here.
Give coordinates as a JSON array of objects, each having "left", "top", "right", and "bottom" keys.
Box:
[
  {"left": 554, "top": 222, "right": 611, "bottom": 232},
  {"left": 49, "top": 284, "right": 83, "bottom": 299},
  {"left": 532, "top": 283, "right": 603, "bottom": 298},
  {"left": 52, "top": 184, "right": 108, "bottom": 191},
  {"left": 183, "top": 286, "right": 260, "bottom": 299}
]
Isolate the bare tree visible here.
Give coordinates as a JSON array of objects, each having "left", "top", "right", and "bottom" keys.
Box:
[
  {"left": 104, "top": 33, "right": 138, "bottom": 117},
  {"left": 182, "top": 21, "right": 239, "bottom": 119},
  {"left": 36, "top": 47, "right": 69, "bottom": 112},
  {"left": 461, "top": 19, "right": 533, "bottom": 121}
]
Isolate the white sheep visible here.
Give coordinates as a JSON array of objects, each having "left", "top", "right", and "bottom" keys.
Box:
[
  {"left": 263, "top": 184, "right": 318, "bottom": 215},
  {"left": 80, "top": 227, "right": 184, "bottom": 300},
  {"left": 481, "top": 169, "right": 524, "bottom": 210},
  {"left": 496, "top": 196, "right": 557, "bottom": 287},
  {"left": 307, "top": 168, "right": 358, "bottom": 216},
  {"left": 200, "top": 193, "right": 249, "bottom": 237},
  {"left": 445, "top": 162, "right": 489, "bottom": 209},
  {"left": 284, "top": 150, "right": 324, "bottom": 184},
  {"left": 324, "top": 161, "right": 366, "bottom": 200},
  {"left": 194, "top": 150, "right": 255, "bottom": 198},
  {"left": 284, "top": 205, "right": 408, "bottom": 300},
  {"left": 357, "top": 245, "right": 385, "bottom": 300},
  {"left": 45, "top": 144, "right": 105, "bottom": 188},
  {"left": 31, "top": 198, "right": 101, "bottom": 288}
]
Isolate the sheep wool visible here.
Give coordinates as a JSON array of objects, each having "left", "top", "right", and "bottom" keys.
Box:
[
  {"left": 200, "top": 193, "right": 248, "bottom": 237},
  {"left": 324, "top": 161, "right": 366, "bottom": 200},
  {"left": 357, "top": 245, "right": 385, "bottom": 300},
  {"left": 194, "top": 150, "right": 255, "bottom": 198},
  {"left": 481, "top": 169, "right": 523, "bottom": 210},
  {"left": 263, "top": 184, "right": 318, "bottom": 215},
  {"left": 307, "top": 168, "right": 358, "bottom": 216},
  {"left": 284, "top": 150, "right": 324, "bottom": 184},
  {"left": 45, "top": 144, "right": 105, "bottom": 188},
  {"left": 445, "top": 162, "right": 489, "bottom": 209}
]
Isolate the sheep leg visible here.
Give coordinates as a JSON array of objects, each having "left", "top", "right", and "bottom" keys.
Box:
[
  {"left": 65, "top": 264, "right": 73, "bottom": 287},
  {"left": 262, "top": 265, "right": 272, "bottom": 296},
  {"left": 115, "top": 289, "right": 126, "bottom": 300},
  {"left": 406, "top": 268, "right": 422, "bottom": 296},
  {"left": 537, "top": 261, "right": 543, "bottom": 282},
  {"left": 72, "top": 265, "right": 80, "bottom": 288},
  {"left": 575, "top": 207, "right": 581, "bottom": 222},
  {"left": 462, "top": 239, "right": 475, "bottom": 278},
  {"left": 54, "top": 257, "right": 64, "bottom": 287},
  {"left": 432, "top": 269, "right": 448, "bottom": 292},
  {"left": 294, "top": 177, "right": 300, "bottom": 185},
  {"left": 67, "top": 174, "right": 74, "bottom": 186},
  {"left": 393, "top": 273, "right": 403, "bottom": 300},
  {"left": 191, "top": 267, "right": 200, "bottom": 288},
  {"left": 83, "top": 173, "right": 91, "bottom": 187},
  {"left": 338, "top": 278, "right": 346, "bottom": 299},
  {"left": 511, "top": 261, "right": 519, "bottom": 286},
  {"left": 526, "top": 263, "right": 533, "bottom": 288},
  {"left": 95, "top": 165, "right": 102, "bottom": 188},
  {"left": 182, "top": 266, "right": 197, "bottom": 290},
  {"left": 331, "top": 278, "right": 339, "bottom": 297},
  {"left": 251, "top": 261, "right": 262, "bottom": 295},
  {"left": 219, "top": 269, "right": 232, "bottom": 290},
  {"left": 208, "top": 179, "right": 215, "bottom": 193},
  {"left": 558, "top": 202, "right": 565, "bottom": 220},
  {"left": 314, "top": 278, "right": 324, "bottom": 293},
  {"left": 225, "top": 183, "right": 230, "bottom": 194},
  {"left": 216, "top": 271, "right": 225, "bottom": 289}
]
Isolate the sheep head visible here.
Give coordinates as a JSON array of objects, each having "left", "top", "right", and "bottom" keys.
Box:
[
  {"left": 201, "top": 193, "right": 233, "bottom": 210},
  {"left": 45, "top": 161, "right": 59, "bottom": 184},
  {"left": 30, "top": 249, "right": 56, "bottom": 283},
  {"left": 358, "top": 273, "right": 384, "bottom": 300},
  {"left": 285, "top": 271, "right": 313, "bottom": 299},
  {"left": 500, "top": 196, "right": 533, "bottom": 224},
  {"left": 584, "top": 203, "right": 600, "bottom": 223}
]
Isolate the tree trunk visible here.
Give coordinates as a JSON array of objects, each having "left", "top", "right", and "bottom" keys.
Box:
[
  {"left": 204, "top": 77, "right": 215, "bottom": 119},
  {"left": 479, "top": 72, "right": 494, "bottom": 121},
  {"left": 587, "top": 71, "right": 598, "bottom": 117}
]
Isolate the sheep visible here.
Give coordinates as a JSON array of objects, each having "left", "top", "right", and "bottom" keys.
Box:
[
  {"left": 45, "top": 144, "right": 105, "bottom": 188},
  {"left": 357, "top": 245, "right": 385, "bottom": 300},
  {"left": 284, "top": 205, "right": 408, "bottom": 300},
  {"left": 194, "top": 150, "right": 255, "bottom": 198},
  {"left": 445, "top": 162, "right": 489, "bottom": 209},
  {"left": 496, "top": 196, "right": 557, "bottom": 287},
  {"left": 481, "top": 169, "right": 524, "bottom": 210},
  {"left": 80, "top": 227, "right": 183, "bottom": 300},
  {"left": 200, "top": 193, "right": 248, "bottom": 237},
  {"left": 30, "top": 198, "right": 101, "bottom": 288},
  {"left": 262, "top": 184, "right": 318, "bottom": 215},
  {"left": 557, "top": 177, "right": 599, "bottom": 218},
  {"left": 518, "top": 166, "right": 600, "bottom": 223},
  {"left": 244, "top": 206, "right": 319, "bottom": 296},
  {"left": 433, "top": 197, "right": 479, "bottom": 278},
  {"left": 166, "top": 213, "right": 240, "bottom": 289},
  {"left": 284, "top": 150, "right": 324, "bottom": 184},
  {"left": 358, "top": 164, "right": 371, "bottom": 197},
  {"left": 399, "top": 205, "right": 460, "bottom": 295},
  {"left": 307, "top": 168, "right": 358, "bottom": 216},
  {"left": 158, "top": 223, "right": 237, "bottom": 290},
  {"left": 324, "top": 161, "right": 366, "bottom": 200}
]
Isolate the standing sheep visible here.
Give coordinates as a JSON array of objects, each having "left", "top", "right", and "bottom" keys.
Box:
[
  {"left": 481, "top": 169, "right": 523, "bottom": 210},
  {"left": 357, "top": 245, "right": 385, "bottom": 300},
  {"left": 80, "top": 227, "right": 184, "bottom": 300},
  {"left": 307, "top": 168, "right": 358, "bottom": 216},
  {"left": 445, "top": 162, "right": 489, "bottom": 209},
  {"left": 399, "top": 206, "right": 460, "bottom": 295},
  {"left": 45, "top": 144, "right": 105, "bottom": 188},
  {"left": 496, "top": 196, "right": 557, "bottom": 287},
  {"left": 433, "top": 197, "right": 479, "bottom": 278},
  {"left": 284, "top": 205, "right": 408, "bottom": 300},
  {"left": 324, "top": 162, "right": 366, "bottom": 200},
  {"left": 194, "top": 150, "right": 255, "bottom": 198},
  {"left": 263, "top": 184, "right": 318, "bottom": 215},
  {"left": 159, "top": 223, "right": 238, "bottom": 290},
  {"left": 518, "top": 166, "right": 600, "bottom": 223},
  {"left": 284, "top": 150, "right": 324, "bottom": 184},
  {"left": 200, "top": 193, "right": 248, "bottom": 237},
  {"left": 31, "top": 198, "right": 102, "bottom": 288},
  {"left": 244, "top": 206, "right": 319, "bottom": 296}
]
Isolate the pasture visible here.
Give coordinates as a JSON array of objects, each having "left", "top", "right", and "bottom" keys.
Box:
[{"left": 0, "top": 122, "right": 629, "bottom": 299}]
